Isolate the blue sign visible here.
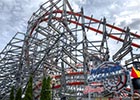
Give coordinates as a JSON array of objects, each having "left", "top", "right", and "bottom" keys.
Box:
[{"left": 88, "top": 63, "right": 123, "bottom": 82}]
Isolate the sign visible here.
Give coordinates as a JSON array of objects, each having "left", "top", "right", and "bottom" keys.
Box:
[
  {"left": 83, "top": 86, "right": 104, "bottom": 94},
  {"left": 88, "top": 62, "right": 123, "bottom": 82}
]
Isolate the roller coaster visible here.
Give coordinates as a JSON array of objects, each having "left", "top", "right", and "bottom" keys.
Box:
[{"left": 0, "top": 0, "right": 140, "bottom": 99}]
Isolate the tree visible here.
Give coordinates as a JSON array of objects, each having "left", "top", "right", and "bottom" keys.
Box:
[
  {"left": 40, "top": 77, "right": 47, "bottom": 100},
  {"left": 46, "top": 76, "right": 51, "bottom": 100},
  {"left": 24, "top": 75, "right": 33, "bottom": 100},
  {"left": 15, "top": 87, "right": 22, "bottom": 100},
  {"left": 40, "top": 76, "right": 51, "bottom": 100},
  {"left": 10, "top": 86, "right": 14, "bottom": 100}
]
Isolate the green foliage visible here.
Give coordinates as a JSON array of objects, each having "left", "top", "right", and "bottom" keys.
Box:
[
  {"left": 40, "top": 77, "right": 47, "bottom": 100},
  {"left": 24, "top": 75, "right": 33, "bottom": 100},
  {"left": 15, "top": 87, "right": 22, "bottom": 100},
  {"left": 10, "top": 86, "right": 14, "bottom": 100},
  {"left": 40, "top": 76, "right": 51, "bottom": 100},
  {"left": 46, "top": 76, "right": 51, "bottom": 100},
  {"left": 68, "top": 97, "right": 75, "bottom": 100}
]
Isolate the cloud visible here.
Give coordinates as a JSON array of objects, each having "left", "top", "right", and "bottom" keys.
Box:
[
  {"left": 0, "top": 0, "right": 46, "bottom": 49},
  {"left": 0, "top": 0, "right": 140, "bottom": 52},
  {"left": 129, "top": 18, "right": 140, "bottom": 30},
  {"left": 80, "top": 0, "right": 140, "bottom": 30}
]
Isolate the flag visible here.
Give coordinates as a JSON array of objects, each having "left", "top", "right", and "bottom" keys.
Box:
[{"left": 131, "top": 66, "right": 140, "bottom": 78}]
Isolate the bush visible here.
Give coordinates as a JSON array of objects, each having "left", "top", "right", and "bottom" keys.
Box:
[{"left": 10, "top": 86, "right": 14, "bottom": 100}]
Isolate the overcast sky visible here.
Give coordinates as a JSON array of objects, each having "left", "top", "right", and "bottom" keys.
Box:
[{"left": 0, "top": 0, "right": 140, "bottom": 51}]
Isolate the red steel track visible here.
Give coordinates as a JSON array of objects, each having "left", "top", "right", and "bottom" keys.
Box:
[
  {"left": 30, "top": 10, "right": 140, "bottom": 99},
  {"left": 29, "top": 10, "right": 140, "bottom": 48},
  {"left": 34, "top": 72, "right": 85, "bottom": 91}
]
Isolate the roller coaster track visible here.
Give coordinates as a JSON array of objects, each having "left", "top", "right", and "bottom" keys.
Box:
[
  {"left": 29, "top": 10, "right": 140, "bottom": 48},
  {"left": 0, "top": 0, "right": 140, "bottom": 99}
]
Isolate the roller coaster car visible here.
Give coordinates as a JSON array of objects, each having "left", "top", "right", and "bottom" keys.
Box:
[{"left": 131, "top": 62, "right": 140, "bottom": 89}]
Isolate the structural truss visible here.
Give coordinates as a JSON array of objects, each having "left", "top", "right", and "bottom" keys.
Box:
[{"left": 0, "top": 0, "right": 140, "bottom": 99}]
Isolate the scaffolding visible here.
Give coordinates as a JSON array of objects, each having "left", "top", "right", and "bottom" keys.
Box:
[{"left": 0, "top": 0, "right": 140, "bottom": 99}]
